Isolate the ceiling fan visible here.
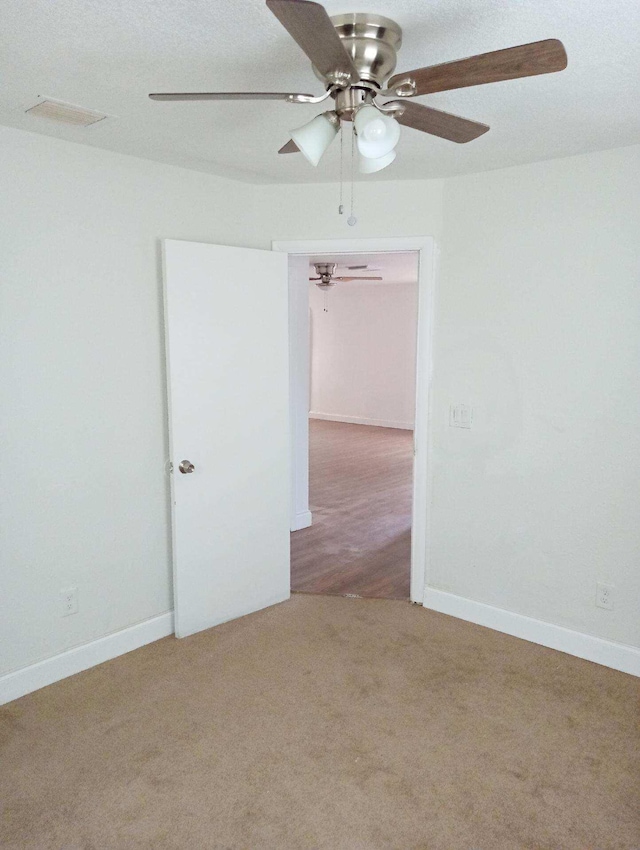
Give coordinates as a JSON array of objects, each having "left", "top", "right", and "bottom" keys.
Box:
[
  {"left": 310, "top": 262, "right": 382, "bottom": 289},
  {"left": 149, "top": 0, "right": 567, "bottom": 173}
]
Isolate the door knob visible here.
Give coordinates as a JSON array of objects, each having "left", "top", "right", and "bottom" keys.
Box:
[{"left": 179, "top": 460, "right": 195, "bottom": 474}]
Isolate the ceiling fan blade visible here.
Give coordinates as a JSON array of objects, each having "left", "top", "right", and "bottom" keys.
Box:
[
  {"left": 279, "top": 139, "right": 300, "bottom": 154},
  {"left": 390, "top": 101, "right": 489, "bottom": 143},
  {"left": 387, "top": 39, "right": 567, "bottom": 96},
  {"left": 149, "top": 91, "right": 314, "bottom": 102},
  {"left": 334, "top": 276, "right": 383, "bottom": 281},
  {"left": 266, "top": 0, "right": 359, "bottom": 84}
]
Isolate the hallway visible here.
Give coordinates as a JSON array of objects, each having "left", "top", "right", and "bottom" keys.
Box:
[{"left": 290, "top": 419, "right": 413, "bottom": 599}]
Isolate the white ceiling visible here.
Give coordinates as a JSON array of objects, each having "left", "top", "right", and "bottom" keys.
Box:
[
  {"left": 308, "top": 251, "right": 419, "bottom": 284},
  {"left": 1, "top": 0, "right": 639, "bottom": 184}
]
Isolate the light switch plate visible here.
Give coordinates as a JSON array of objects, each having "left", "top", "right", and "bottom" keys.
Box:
[{"left": 449, "top": 404, "right": 473, "bottom": 429}]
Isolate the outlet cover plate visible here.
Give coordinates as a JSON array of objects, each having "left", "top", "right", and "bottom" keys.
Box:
[
  {"left": 60, "top": 586, "right": 79, "bottom": 617},
  {"left": 595, "top": 582, "right": 614, "bottom": 611}
]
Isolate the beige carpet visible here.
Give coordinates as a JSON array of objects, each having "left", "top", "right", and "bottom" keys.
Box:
[{"left": 1, "top": 595, "right": 638, "bottom": 850}]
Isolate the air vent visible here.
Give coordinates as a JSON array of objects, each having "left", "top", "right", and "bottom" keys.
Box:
[{"left": 25, "top": 99, "right": 106, "bottom": 127}]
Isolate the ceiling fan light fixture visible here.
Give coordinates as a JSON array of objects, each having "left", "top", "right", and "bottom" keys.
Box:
[
  {"left": 354, "top": 105, "right": 400, "bottom": 159},
  {"left": 359, "top": 149, "right": 396, "bottom": 173},
  {"left": 290, "top": 111, "right": 339, "bottom": 166}
]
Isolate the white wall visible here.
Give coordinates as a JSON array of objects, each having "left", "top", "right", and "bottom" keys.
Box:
[
  {"left": 0, "top": 126, "right": 256, "bottom": 676},
  {"left": 250, "top": 178, "right": 445, "bottom": 249},
  {"left": 309, "top": 281, "right": 418, "bottom": 429},
  {"left": 432, "top": 144, "right": 640, "bottom": 649},
  {"left": 2, "top": 121, "right": 638, "bottom": 687}
]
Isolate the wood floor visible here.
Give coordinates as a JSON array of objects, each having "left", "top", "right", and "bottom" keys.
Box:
[{"left": 290, "top": 419, "right": 413, "bottom": 599}]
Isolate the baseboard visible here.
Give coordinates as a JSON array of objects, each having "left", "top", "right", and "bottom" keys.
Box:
[
  {"left": 8, "top": 591, "right": 635, "bottom": 707},
  {"left": 291, "top": 510, "right": 312, "bottom": 531},
  {"left": 309, "top": 412, "right": 414, "bottom": 430},
  {"left": 0, "top": 612, "right": 175, "bottom": 706},
  {"left": 423, "top": 588, "right": 640, "bottom": 677}
]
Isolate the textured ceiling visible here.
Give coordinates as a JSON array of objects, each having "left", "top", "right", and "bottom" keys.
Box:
[{"left": 1, "top": 0, "right": 639, "bottom": 184}]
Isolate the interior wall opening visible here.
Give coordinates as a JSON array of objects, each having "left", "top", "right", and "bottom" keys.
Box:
[{"left": 290, "top": 250, "right": 420, "bottom": 600}]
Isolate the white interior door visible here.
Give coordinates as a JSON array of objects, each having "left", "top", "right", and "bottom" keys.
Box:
[{"left": 163, "top": 239, "right": 290, "bottom": 638}]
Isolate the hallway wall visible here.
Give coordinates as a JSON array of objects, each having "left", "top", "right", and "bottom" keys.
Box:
[{"left": 309, "top": 281, "right": 418, "bottom": 430}]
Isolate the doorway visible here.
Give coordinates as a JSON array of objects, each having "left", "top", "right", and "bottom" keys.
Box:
[
  {"left": 295, "top": 251, "right": 418, "bottom": 599},
  {"left": 275, "top": 237, "right": 436, "bottom": 605}
]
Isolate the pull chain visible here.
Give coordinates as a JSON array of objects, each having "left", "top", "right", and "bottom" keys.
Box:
[
  {"left": 338, "top": 122, "right": 344, "bottom": 216},
  {"left": 348, "top": 121, "right": 357, "bottom": 226},
  {"left": 323, "top": 289, "right": 329, "bottom": 313}
]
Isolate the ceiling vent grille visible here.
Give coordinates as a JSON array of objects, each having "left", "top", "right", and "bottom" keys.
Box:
[{"left": 25, "top": 99, "right": 107, "bottom": 127}]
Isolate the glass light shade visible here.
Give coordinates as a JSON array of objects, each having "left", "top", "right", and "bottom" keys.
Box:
[
  {"left": 354, "top": 105, "right": 401, "bottom": 159},
  {"left": 359, "top": 149, "right": 396, "bottom": 174},
  {"left": 290, "top": 113, "right": 339, "bottom": 167}
]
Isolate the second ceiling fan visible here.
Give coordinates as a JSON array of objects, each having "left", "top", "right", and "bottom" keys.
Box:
[
  {"left": 310, "top": 262, "right": 382, "bottom": 289},
  {"left": 150, "top": 0, "right": 567, "bottom": 173}
]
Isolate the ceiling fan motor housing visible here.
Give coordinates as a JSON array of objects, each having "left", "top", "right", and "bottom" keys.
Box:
[
  {"left": 313, "top": 13, "right": 403, "bottom": 89},
  {"left": 312, "top": 262, "right": 338, "bottom": 288},
  {"left": 149, "top": 2, "right": 568, "bottom": 157}
]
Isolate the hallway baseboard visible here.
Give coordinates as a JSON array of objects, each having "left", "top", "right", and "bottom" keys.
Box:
[
  {"left": 309, "top": 412, "right": 414, "bottom": 430},
  {"left": 291, "top": 510, "right": 312, "bottom": 531}
]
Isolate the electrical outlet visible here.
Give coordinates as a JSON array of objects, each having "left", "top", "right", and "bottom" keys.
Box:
[
  {"left": 595, "top": 582, "right": 614, "bottom": 611},
  {"left": 60, "top": 587, "right": 79, "bottom": 617}
]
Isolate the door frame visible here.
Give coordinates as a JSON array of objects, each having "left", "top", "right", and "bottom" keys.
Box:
[{"left": 273, "top": 236, "right": 437, "bottom": 605}]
